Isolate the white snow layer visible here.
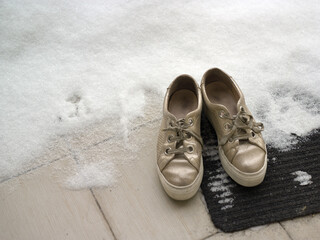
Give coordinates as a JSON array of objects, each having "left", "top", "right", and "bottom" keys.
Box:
[
  {"left": 208, "top": 170, "right": 236, "bottom": 210},
  {"left": 205, "top": 143, "right": 235, "bottom": 210},
  {"left": 66, "top": 160, "right": 116, "bottom": 189},
  {"left": 291, "top": 171, "right": 313, "bottom": 186},
  {"left": 1, "top": 0, "right": 320, "bottom": 186}
]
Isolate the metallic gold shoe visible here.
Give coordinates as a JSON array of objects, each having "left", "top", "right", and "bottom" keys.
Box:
[
  {"left": 201, "top": 68, "right": 267, "bottom": 187},
  {"left": 157, "top": 75, "right": 203, "bottom": 200}
]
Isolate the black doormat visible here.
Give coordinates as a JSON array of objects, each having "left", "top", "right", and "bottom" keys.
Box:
[{"left": 200, "top": 115, "right": 320, "bottom": 232}]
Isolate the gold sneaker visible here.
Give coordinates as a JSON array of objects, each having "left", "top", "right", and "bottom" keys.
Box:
[
  {"left": 201, "top": 68, "right": 267, "bottom": 187},
  {"left": 157, "top": 75, "right": 203, "bottom": 200}
]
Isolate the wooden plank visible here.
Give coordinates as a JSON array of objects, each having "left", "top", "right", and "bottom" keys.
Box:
[
  {"left": 207, "top": 223, "right": 291, "bottom": 240},
  {"left": 1, "top": 136, "right": 70, "bottom": 184},
  {"left": 281, "top": 214, "right": 320, "bottom": 240},
  {"left": 0, "top": 157, "right": 115, "bottom": 240},
  {"left": 80, "top": 123, "right": 217, "bottom": 240}
]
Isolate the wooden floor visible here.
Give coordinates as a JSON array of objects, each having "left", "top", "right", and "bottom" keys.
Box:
[{"left": 1, "top": 112, "right": 320, "bottom": 240}]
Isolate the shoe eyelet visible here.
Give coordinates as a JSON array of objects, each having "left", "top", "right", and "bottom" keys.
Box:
[
  {"left": 188, "top": 118, "right": 194, "bottom": 126},
  {"left": 240, "top": 106, "right": 245, "bottom": 112},
  {"left": 219, "top": 110, "right": 225, "bottom": 118},
  {"left": 251, "top": 131, "right": 256, "bottom": 138},
  {"left": 224, "top": 122, "right": 231, "bottom": 131},
  {"left": 165, "top": 147, "right": 171, "bottom": 155},
  {"left": 187, "top": 146, "right": 194, "bottom": 153},
  {"left": 228, "top": 138, "right": 234, "bottom": 143},
  {"left": 167, "top": 135, "right": 173, "bottom": 143},
  {"left": 169, "top": 121, "right": 174, "bottom": 127}
]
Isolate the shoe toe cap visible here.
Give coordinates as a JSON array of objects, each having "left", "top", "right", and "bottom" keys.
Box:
[
  {"left": 232, "top": 144, "right": 266, "bottom": 173},
  {"left": 162, "top": 159, "right": 198, "bottom": 186}
]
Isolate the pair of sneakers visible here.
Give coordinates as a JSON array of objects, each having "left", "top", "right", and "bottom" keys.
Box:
[{"left": 157, "top": 68, "right": 267, "bottom": 200}]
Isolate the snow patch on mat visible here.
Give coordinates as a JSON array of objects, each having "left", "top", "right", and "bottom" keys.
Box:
[
  {"left": 206, "top": 144, "right": 235, "bottom": 210},
  {"left": 291, "top": 171, "right": 313, "bottom": 186},
  {"left": 208, "top": 171, "right": 236, "bottom": 210},
  {"left": 1, "top": 0, "right": 320, "bottom": 185}
]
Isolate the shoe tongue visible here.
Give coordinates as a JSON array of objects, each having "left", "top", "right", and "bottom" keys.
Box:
[
  {"left": 238, "top": 128, "right": 247, "bottom": 134},
  {"left": 239, "top": 139, "right": 248, "bottom": 145},
  {"left": 175, "top": 153, "right": 185, "bottom": 159},
  {"left": 176, "top": 140, "right": 184, "bottom": 149},
  {"left": 236, "top": 129, "right": 250, "bottom": 145}
]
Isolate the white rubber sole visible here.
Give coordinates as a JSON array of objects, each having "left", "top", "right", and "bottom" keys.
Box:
[
  {"left": 157, "top": 158, "right": 204, "bottom": 200},
  {"left": 219, "top": 146, "right": 267, "bottom": 187}
]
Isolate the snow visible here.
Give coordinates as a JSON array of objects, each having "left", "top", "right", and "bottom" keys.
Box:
[
  {"left": 208, "top": 170, "right": 235, "bottom": 210},
  {"left": 206, "top": 144, "right": 235, "bottom": 210},
  {"left": 291, "top": 171, "right": 313, "bottom": 186},
  {"left": 66, "top": 160, "right": 116, "bottom": 189},
  {"left": 1, "top": 0, "right": 320, "bottom": 186}
]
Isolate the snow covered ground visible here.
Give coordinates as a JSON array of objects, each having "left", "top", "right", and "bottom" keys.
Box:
[{"left": 1, "top": 0, "right": 320, "bottom": 186}]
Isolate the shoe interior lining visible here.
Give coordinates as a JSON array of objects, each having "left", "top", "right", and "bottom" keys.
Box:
[
  {"left": 168, "top": 89, "right": 198, "bottom": 119},
  {"left": 204, "top": 69, "right": 240, "bottom": 115},
  {"left": 206, "top": 81, "right": 238, "bottom": 115}
]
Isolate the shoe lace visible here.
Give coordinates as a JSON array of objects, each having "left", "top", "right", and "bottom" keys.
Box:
[
  {"left": 219, "top": 107, "right": 264, "bottom": 146},
  {"left": 163, "top": 118, "right": 203, "bottom": 154}
]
